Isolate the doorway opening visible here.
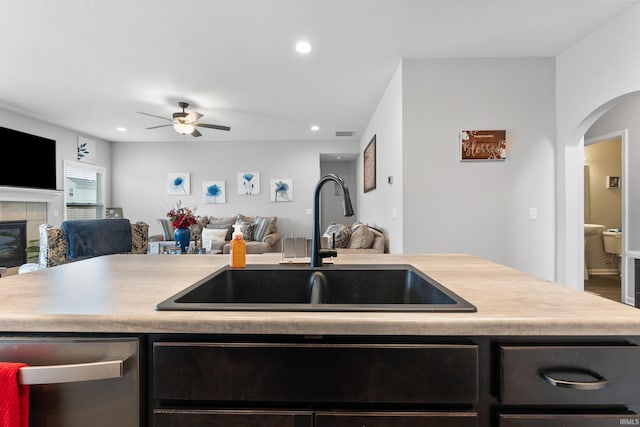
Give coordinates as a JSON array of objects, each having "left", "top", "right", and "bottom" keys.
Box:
[
  {"left": 319, "top": 154, "right": 357, "bottom": 234},
  {"left": 583, "top": 130, "right": 627, "bottom": 304}
]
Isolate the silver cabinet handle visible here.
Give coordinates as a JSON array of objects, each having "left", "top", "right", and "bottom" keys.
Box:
[
  {"left": 18, "top": 360, "right": 124, "bottom": 385},
  {"left": 541, "top": 368, "right": 609, "bottom": 391}
]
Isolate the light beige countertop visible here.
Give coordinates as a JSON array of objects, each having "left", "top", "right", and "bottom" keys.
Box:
[{"left": 1, "top": 253, "right": 639, "bottom": 336}]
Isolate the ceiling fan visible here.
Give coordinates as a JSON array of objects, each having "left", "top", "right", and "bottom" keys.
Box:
[{"left": 138, "top": 102, "right": 230, "bottom": 137}]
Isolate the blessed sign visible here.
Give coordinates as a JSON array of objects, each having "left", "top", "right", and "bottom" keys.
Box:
[{"left": 460, "top": 130, "right": 506, "bottom": 160}]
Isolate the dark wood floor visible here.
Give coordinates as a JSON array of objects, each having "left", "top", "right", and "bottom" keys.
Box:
[{"left": 584, "top": 274, "right": 622, "bottom": 303}]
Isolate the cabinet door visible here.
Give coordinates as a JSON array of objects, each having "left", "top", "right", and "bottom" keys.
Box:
[
  {"left": 316, "top": 411, "right": 477, "bottom": 427},
  {"left": 153, "top": 342, "right": 478, "bottom": 404},
  {"left": 153, "top": 409, "right": 313, "bottom": 427},
  {"left": 499, "top": 413, "right": 640, "bottom": 426}
]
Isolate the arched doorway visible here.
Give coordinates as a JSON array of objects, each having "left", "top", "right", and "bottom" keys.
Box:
[{"left": 562, "top": 91, "right": 640, "bottom": 306}]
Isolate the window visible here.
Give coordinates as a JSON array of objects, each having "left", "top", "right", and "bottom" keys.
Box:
[{"left": 64, "top": 161, "right": 106, "bottom": 220}]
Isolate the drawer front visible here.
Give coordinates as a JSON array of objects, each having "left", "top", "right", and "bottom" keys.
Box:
[
  {"left": 153, "top": 342, "right": 478, "bottom": 403},
  {"left": 499, "top": 345, "right": 640, "bottom": 405},
  {"left": 499, "top": 413, "right": 640, "bottom": 427},
  {"left": 153, "top": 409, "right": 313, "bottom": 427},
  {"left": 316, "top": 411, "right": 478, "bottom": 427}
]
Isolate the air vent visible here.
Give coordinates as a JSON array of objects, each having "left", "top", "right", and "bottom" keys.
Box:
[{"left": 335, "top": 130, "right": 355, "bottom": 137}]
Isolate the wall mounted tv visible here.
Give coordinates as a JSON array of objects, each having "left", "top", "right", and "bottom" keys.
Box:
[{"left": 0, "top": 126, "right": 58, "bottom": 190}]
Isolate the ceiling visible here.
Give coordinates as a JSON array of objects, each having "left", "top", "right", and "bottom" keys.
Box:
[{"left": 1, "top": 0, "right": 637, "bottom": 144}]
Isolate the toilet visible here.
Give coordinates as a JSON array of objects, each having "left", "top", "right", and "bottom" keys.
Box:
[
  {"left": 603, "top": 230, "right": 622, "bottom": 255},
  {"left": 602, "top": 230, "right": 622, "bottom": 274}
]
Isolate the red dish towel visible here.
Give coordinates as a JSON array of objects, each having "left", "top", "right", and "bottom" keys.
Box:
[{"left": 0, "top": 363, "right": 29, "bottom": 427}]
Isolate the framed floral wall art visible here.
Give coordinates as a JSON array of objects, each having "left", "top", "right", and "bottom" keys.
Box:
[
  {"left": 203, "top": 181, "right": 226, "bottom": 203},
  {"left": 237, "top": 172, "right": 260, "bottom": 195},
  {"left": 77, "top": 136, "right": 96, "bottom": 163},
  {"left": 270, "top": 178, "right": 293, "bottom": 202},
  {"left": 168, "top": 172, "right": 190, "bottom": 195}
]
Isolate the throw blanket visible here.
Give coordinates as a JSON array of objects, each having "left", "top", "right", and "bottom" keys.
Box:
[
  {"left": 62, "top": 219, "right": 132, "bottom": 260},
  {"left": 0, "top": 362, "right": 29, "bottom": 427}
]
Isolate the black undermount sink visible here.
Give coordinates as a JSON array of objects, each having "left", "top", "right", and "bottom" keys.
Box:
[{"left": 155, "top": 264, "right": 476, "bottom": 312}]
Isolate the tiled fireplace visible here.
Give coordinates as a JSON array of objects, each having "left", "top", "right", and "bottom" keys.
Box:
[{"left": 0, "top": 187, "right": 63, "bottom": 276}]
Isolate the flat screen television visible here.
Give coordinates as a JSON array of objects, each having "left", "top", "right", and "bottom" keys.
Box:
[{"left": 0, "top": 126, "right": 57, "bottom": 190}]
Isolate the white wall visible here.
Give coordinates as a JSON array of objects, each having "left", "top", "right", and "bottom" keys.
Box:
[
  {"left": 359, "top": 63, "right": 404, "bottom": 253},
  {"left": 111, "top": 139, "right": 359, "bottom": 239},
  {"left": 0, "top": 107, "right": 112, "bottom": 226},
  {"left": 556, "top": 3, "right": 640, "bottom": 288},
  {"left": 400, "top": 58, "right": 556, "bottom": 279}
]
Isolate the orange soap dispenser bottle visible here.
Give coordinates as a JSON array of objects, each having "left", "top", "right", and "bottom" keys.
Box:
[{"left": 229, "top": 224, "right": 246, "bottom": 268}]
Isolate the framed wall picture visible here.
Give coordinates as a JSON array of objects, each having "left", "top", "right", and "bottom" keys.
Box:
[
  {"left": 270, "top": 178, "right": 293, "bottom": 202},
  {"left": 364, "top": 135, "right": 376, "bottom": 193},
  {"left": 203, "top": 181, "right": 226, "bottom": 203},
  {"left": 77, "top": 136, "right": 96, "bottom": 163},
  {"left": 606, "top": 176, "right": 620, "bottom": 188},
  {"left": 168, "top": 172, "right": 190, "bottom": 195},
  {"left": 237, "top": 172, "right": 261, "bottom": 195},
  {"left": 460, "top": 130, "right": 506, "bottom": 160}
]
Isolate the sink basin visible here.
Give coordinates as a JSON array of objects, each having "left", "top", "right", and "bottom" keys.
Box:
[
  {"left": 584, "top": 223, "right": 605, "bottom": 236},
  {"left": 155, "top": 264, "right": 477, "bottom": 312}
]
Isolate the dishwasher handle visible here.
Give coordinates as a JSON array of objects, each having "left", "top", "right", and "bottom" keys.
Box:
[{"left": 18, "top": 360, "right": 124, "bottom": 385}]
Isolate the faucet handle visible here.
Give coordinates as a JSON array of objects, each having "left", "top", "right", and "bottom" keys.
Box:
[{"left": 318, "top": 248, "right": 337, "bottom": 259}]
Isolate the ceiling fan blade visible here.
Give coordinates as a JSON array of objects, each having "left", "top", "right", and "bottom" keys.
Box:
[
  {"left": 137, "top": 111, "right": 172, "bottom": 121},
  {"left": 185, "top": 111, "right": 203, "bottom": 122},
  {"left": 196, "top": 123, "right": 231, "bottom": 131},
  {"left": 191, "top": 128, "right": 202, "bottom": 137},
  {"left": 146, "top": 124, "right": 173, "bottom": 129}
]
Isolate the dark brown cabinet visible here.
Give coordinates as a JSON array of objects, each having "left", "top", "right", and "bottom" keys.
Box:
[
  {"left": 497, "top": 343, "right": 640, "bottom": 426},
  {"left": 151, "top": 339, "right": 479, "bottom": 426},
  {"left": 315, "top": 411, "right": 478, "bottom": 426},
  {"left": 149, "top": 336, "right": 640, "bottom": 427},
  {"left": 498, "top": 413, "right": 640, "bottom": 426},
  {"left": 153, "top": 342, "right": 478, "bottom": 404},
  {"left": 153, "top": 409, "right": 313, "bottom": 427}
]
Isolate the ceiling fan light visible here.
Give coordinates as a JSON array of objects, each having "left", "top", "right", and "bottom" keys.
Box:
[{"left": 173, "top": 123, "right": 195, "bottom": 135}]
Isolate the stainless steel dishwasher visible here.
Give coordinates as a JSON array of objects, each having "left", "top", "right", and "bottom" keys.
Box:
[{"left": 0, "top": 336, "right": 140, "bottom": 426}]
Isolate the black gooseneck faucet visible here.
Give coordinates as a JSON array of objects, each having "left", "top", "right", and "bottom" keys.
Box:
[{"left": 311, "top": 174, "right": 354, "bottom": 267}]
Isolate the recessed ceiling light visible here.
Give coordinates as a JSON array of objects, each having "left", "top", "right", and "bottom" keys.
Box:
[
  {"left": 116, "top": 127, "right": 127, "bottom": 132},
  {"left": 296, "top": 40, "right": 312, "bottom": 54},
  {"left": 310, "top": 125, "right": 319, "bottom": 132}
]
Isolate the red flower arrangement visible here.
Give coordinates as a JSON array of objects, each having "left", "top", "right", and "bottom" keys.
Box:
[{"left": 166, "top": 200, "right": 199, "bottom": 229}]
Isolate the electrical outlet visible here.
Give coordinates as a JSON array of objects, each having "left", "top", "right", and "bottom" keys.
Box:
[{"left": 528, "top": 208, "right": 538, "bottom": 220}]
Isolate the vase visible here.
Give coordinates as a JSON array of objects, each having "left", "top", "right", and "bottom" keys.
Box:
[{"left": 174, "top": 227, "right": 191, "bottom": 254}]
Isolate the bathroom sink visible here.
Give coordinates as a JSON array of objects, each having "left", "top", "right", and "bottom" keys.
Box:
[
  {"left": 155, "top": 264, "right": 477, "bottom": 312},
  {"left": 584, "top": 223, "right": 605, "bottom": 236}
]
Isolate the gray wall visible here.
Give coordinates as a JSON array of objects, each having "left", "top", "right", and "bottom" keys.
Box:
[
  {"left": 358, "top": 63, "right": 404, "bottom": 253},
  {"left": 111, "top": 139, "right": 359, "bottom": 239},
  {"left": 402, "top": 58, "right": 556, "bottom": 280},
  {"left": 359, "top": 58, "right": 556, "bottom": 280}
]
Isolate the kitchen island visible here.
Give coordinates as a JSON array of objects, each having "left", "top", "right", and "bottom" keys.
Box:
[
  {"left": 1, "top": 253, "right": 640, "bottom": 427},
  {"left": 1, "top": 253, "right": 639, "bottom": 335}
]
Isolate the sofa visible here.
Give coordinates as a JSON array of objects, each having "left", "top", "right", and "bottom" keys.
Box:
[
  {"left": 20, "top": 219, "right": 149, "bottom": 271},
  {"left": 156, "top": 214, "right": 281, "bottom": 254},
  {"left": 322, "top": 222, "right": 387, "bottom": 254}
]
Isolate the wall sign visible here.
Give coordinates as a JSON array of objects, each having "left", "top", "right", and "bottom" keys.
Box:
[{"left": 460, "top": 130, "right": 506, "bottom": 160}]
